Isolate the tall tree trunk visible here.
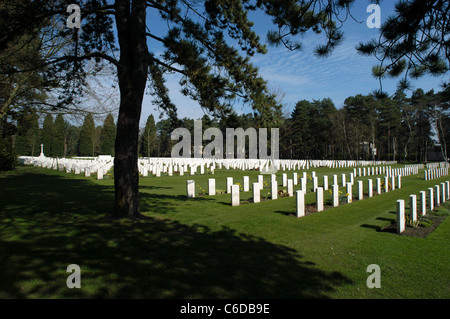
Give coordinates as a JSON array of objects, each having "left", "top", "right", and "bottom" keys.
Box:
[{"left": 113, "top": 1, "right": 148, "bottom": 219}]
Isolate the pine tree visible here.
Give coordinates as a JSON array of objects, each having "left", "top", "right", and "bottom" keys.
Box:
[
  {"left": 100, "top": 114, "right": 116, "bottom": 156},
  {"left": 78, "top": 113, "right": 96, "bottom": 157},
  {"left": 140, "top": 115, "right": 157, "bottom": 158},
  {"left": 15, "top": 108, "right": 39, "bottom": 156},
  {"left": 357, "top": 1, "right": 449, "bottom": 92},
  {"left": 53, "top": 114, "right": 66, "bottom": 157},
  {"left": 41, "top": 114, "right": 54, "bottom": 157}
]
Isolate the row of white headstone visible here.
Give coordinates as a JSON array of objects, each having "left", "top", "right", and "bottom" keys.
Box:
[
  {"left": 424, "top": 167, "right": 449, "bottom": 181},
  {"left": 295, "top": 174, "right": 405, "bottom": 218},
  {"left": 19, "top": 155, "right": 114, "bottom": 179},
  {"left": 187, "top": 170, "right": 405, "bottom": 214},
  {"left": 20, "top": 154, "right": 399, "bottom": 180},
  {"left": 186, "top": 164, "right": 416, "bottom": 199},
  {"left": 425, "top": 162, "right": 448, "bottom": 169},
  {"left": 396, "top": 180, "right": 450, "bottom": 234},
  {"left": 142, "top": 157, "right": 397, "bottom": 171}
]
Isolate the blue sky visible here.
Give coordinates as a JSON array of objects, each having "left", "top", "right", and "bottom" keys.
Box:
[{"left": 139, "top": 1, "right": 447, "bottom": 127}]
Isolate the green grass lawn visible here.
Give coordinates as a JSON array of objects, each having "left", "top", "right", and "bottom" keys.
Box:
[{"left": 0, "top": 165, "right": 449, "bottom": 299}]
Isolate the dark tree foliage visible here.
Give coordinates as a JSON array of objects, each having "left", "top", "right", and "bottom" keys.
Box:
[
  {"left": 53, "top": 114, "right": 67, "bottom": 157},
  {"left": 100, "top": 113, "right": 116, "bottom": 156},
  {"left": 357, "top": 0, "right": 450, "bottom": 94},
  {"left": 41, "top": 114, "right": 54, "bottom": 157},
  {"left": 14, "top": 108, "right": 40, "bottom": 156},
  {"left": 140, "top": 114, "right": 156, "bottom": 158},
  {"left": 77, "top": 113, "right": 96, "bottom": 157}
]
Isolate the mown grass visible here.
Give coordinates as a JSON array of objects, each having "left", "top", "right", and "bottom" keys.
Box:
[{"left": 0, "top": 165, "right": 449, "bottom": 299}]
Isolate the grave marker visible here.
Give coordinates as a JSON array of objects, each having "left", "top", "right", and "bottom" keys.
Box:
[
  {"left": 296, "top": 190, "right": 305, "bottom": 218},
  {"left": 397, "top": 200, "right": 405, "bottom": 234}
]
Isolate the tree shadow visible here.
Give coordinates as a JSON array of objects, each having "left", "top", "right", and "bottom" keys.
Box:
[
  {"left": 0, "top": 170, "right": 352, "bottom": 299},
  {"left": 360, "top": 224, "right": 381, "bottom": 231},
  {"left": 274, "top": 210, "right": 296, "bottom": 217},
  {"left": 139, "top": 192, "right": 216, "bottom": 214}
]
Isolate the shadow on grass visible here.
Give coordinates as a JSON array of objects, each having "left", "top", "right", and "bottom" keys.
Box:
[{"left": 0, "top": 169, "right": 352, "bottom": 298}]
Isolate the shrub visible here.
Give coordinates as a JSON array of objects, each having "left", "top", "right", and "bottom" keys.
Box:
[{"left": 0, "top": 138, "right": 17, "bottom": 171}]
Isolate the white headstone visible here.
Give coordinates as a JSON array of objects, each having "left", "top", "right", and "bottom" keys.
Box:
[
  {"left": 428, "top": 187, "right": 434, "bottom": 211},
  {"left": 316, "top": 187, "right": 324, "bottom": 212},
  {"left": 397, "top": 199, "right": 405, "bottom": 234},
  {"left": 226, "top": 177, "right": 233, "bottom": 193},
  {"left": 435, "top": 185, "right": 440, "bottom": 207},
  {"left": 287, "top": 179, "right": 294, "bottom": 197},
  {"left": 313, "top": 176, "right": 318, "bottom": 192},
  {"left": 243, "top": 176, "right": 250, "bottom": 192},
  {"left": 271, "top": 180, "right": 278, "bottom": 200},
  {"left": 296, "top": 190, "right": 305, "bottom": 218},
  {"left": 208, "top": 178, "right": 216, "bottom": 196},
  {"left": 419, "top": 191, "right": 426, "bottom": 216},
  {"left": 357, "top": 181, "right": 363, "bottom": 201},
  {"left": 187, "top": 180, "right": 195, "bottom": 198},
  {"left": 332, "top": 184, "right": 339, "bottom": 207},
  {"left": 410, "top": 194, "right": 417, "bottom": 222},
  {"left": 282, "top": 173, "right": 287, "bottom": 187},
  {"left": 346, "top": 183, "right": 352, "bottom": 204},
  {"left": 258, "top": 175, "right": 264, "bottom": 189},
  {"left": 231, "top": 185, "right": 240, "bottom": 206},
  {"left": 252, "top": 183, "right": 260, "bottom": 203}
]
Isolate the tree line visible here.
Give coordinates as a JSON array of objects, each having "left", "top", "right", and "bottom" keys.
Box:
[
  {"left": 282, "top": 88, "right": 449, "bottom": 162},
  {"left": 11, "top": 85, "right": 449, "bottom": 162}
]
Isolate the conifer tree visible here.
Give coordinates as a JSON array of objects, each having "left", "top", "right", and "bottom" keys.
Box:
[
  {"left": 41, "top": 114, "right": 54, "bottom": 157},
  {"left": 100, "top": 114, "right": 116, "bottom": 156},
  {"left": 140, "top": 115, "right": 157, "bottom": 158},
  {"left": 15, "top": 108, "right": 39, "bottom": 156},
  {"left": 53, "top": 114, "right": 66, "bottom": 157},
  {"left": 78, "top": 113, "right": 96, "bottom": 157}
]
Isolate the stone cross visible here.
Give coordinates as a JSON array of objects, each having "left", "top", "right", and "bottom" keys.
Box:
[{"left": 39, "top": 143, "right": 45, "bottom": 157}]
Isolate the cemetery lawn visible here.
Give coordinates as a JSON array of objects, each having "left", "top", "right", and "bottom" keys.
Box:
[{"left": 0, "top": 165, "right": 449, "bottom": 299}]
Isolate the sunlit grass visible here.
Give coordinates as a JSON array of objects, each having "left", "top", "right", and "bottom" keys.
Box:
[{"left": 0, "top": 165, "right": 448, "bottom": 298}]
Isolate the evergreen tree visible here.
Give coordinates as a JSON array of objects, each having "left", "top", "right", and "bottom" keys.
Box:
[
  {"left": 14, "top": 108, "right": 39, "bottom": 156},
  {"left": 140, "top": 115, "right": 156, "bottom": 158},
  {"left": 357, "top": 0, "right": 449, "bottom": 92},
  {"left": 53, "top": 114, "right": 66, "bottom": 157},
  {"left": 291, "top": 100, "right": 312, "bottom": 159},
  {"left": 100, "top": 114, "right": 116, "bottom": 156},
  {"left": 65, "top": 124, "right": 81, "bottom": 157},
  {"left": 41, "top": 114, "right": 54, "bottom": 157},
  {"left": 77, "top": 113, "right": 96, "bottom": 157}
]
